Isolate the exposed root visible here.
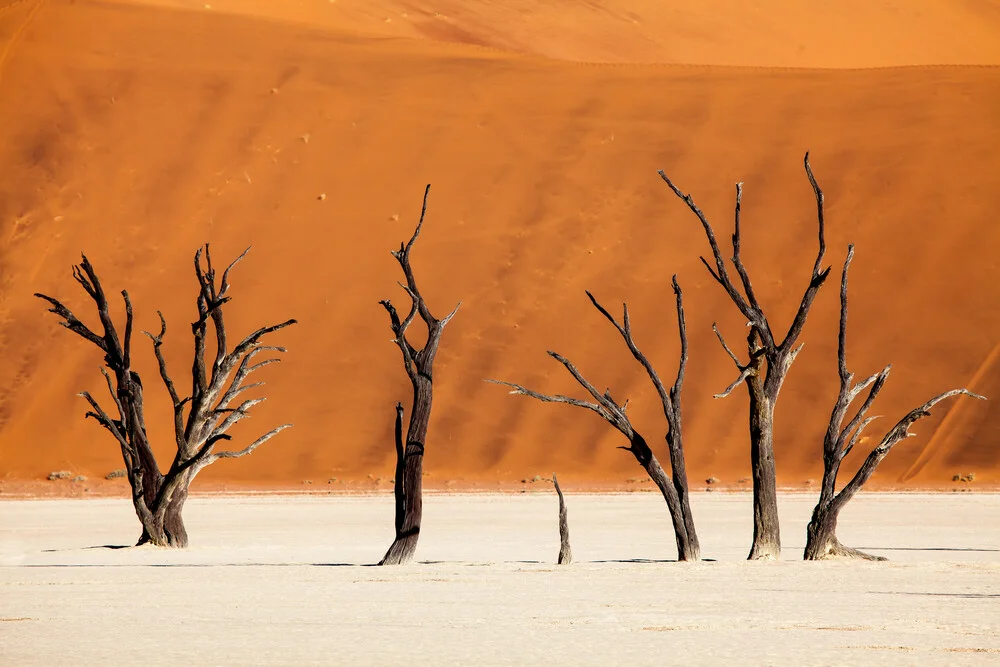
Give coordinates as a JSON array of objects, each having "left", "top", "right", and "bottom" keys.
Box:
[{"left": 809, "top": 537, "right": 886, "bottom": 561}]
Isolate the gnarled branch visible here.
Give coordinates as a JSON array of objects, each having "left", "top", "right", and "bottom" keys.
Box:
[
  {"left": 805, "top": 244, "right": 985, "bottom": 560},
  {"left": 206, "top": 424, "right": 292, "bottom": 465},
  {"left": 585, "top": 290, "right": 675, "bottom": 420},
  {"left": 834, "top": 388, "right": 985, "bottom": 511},
  {"left": 661, "top": 152, "right": 833, "bottom": 561},
  {"left": 657, "top": 171, "right": 767, "bottom": 343},
  {"left": 486, "top": 377, "right": 617, "bottom": 428},
  {"left": 379, "top": 185, "right": 460, "bottom": 565},
  {"left": 381, "top": 186, "right": 461, "bottom": 384},
  {"left": 39, "top": 248, "right": 296, "bottom": 548}
]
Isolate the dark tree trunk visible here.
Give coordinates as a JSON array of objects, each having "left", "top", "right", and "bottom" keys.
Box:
[
  {"left": 747, "top": 368, "right": 780, "bottom": 560},
  {"left": 380, "top": 385, "right": 430, "bottom": 565},
  {"left": 139, "top": 501, "right": 190, "bottom": 548},
  {"left": 803, "top": 245, "right": 983, "bottom": 560},
  {"left": 37, "top": 248, "right": 295, "bottom": 549},
  {"left": 160, "top": 484, "right": 190, "bottom": 548},
  {"left": 391, "top": 402, "right": 405, "bottom": 536},
  {"left": 507, "top": 279, "right": 701, "bottom": 562},
  {"left": 804, "top": 501, "right": 883, "bottom": 561},
  {"left": 135, "top": 470, "right": 191, "bottom": 548},
  {"left": 660, "top": 154, "right": 832, "bottom": 562},
  {"left": 380, "top": 442, "right": 423, "bottom": 564},
  {"left": 640, "top": 277, "right": 700, "bottom": 560},
  {"left": 553, "top": 473, "right": 571, "bottom": 565},
  {"left": 126, "top": 382, "right": 162, "bottom": 515},
  {"left": 491, "top": 350, "right": 699, "bottom": 562},
  {"left": 638, "top": 444, "right": 693, "bottom": 561},
  {"left": 378, "top": 185, "right": 460, "bottom": 566},
  {"left": 665, "top": 431, "right": 700, "bottom": 561}
]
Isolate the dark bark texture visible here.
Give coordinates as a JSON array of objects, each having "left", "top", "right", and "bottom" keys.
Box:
[
  {"left": 37, "top": 247, "right": 296, "bottom": 547},
  {"left": 489, "top": 276, "right": 700, "bottom": 562},
  {"left": 553, "top": 473, "right": 572, "bottom": 565},
  {"left": 379, "top": 185, "right": 460, "bottom": 566},
  {"left": 745, "top": 347, "right": 780, "bottom": 560},
  {"left": 803, "top": 246, "right": 984, "bottom": 560},
  {"left": 391, "top": 402, "right": 405, "bottom": 537},
  {"left": 659, "top": 152, "right": 831, "bottom": 560}
]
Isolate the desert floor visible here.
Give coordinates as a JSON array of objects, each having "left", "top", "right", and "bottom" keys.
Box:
[{"left": 1, "top": 491, "right": 998, "bottom": 666}]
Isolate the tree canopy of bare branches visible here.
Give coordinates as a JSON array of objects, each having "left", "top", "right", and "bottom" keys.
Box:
[
  {"left": 490, "top": 278, "right": 700, "bottom": 561},
  {"left": 36, "top": 246, "right": 296, "bottom": 547},
  {"left": 658, "top": 152, "right": 830, "bottom": 560},
  {"left": 804, "top": 245, "right": 985, "bottom": 560},
  {"left": 379, "top": 184, "right": 460, "bottom": 565}
]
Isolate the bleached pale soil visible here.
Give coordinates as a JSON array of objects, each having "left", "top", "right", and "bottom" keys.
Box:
[{"left": 1, "top": 492, "right": 998, "bottom": 666}]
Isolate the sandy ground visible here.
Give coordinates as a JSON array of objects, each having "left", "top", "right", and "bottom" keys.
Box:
[{"left": 1, "top": 492, "right": 998, "bottom": 665}]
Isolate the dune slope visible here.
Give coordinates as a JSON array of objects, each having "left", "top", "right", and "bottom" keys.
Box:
[
  {"left": 0, "top": 0, "right": 998, "bottom": 489},
  {"left": 139, "top": 0, "right": 1000, "bottom": 67}
]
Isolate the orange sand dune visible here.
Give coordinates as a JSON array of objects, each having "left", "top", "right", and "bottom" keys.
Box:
[
  {"left": 0, "top": 0, "right": 999, "bottom": 492},
  {"left": 139, "top": 0, "right": 1000, "bottom": 68}
]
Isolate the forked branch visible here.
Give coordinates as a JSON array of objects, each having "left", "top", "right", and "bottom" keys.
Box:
[
  {"left": 660, "top": 153, "right": 832, "bottom": 561},
  {"left": 379, "top": 184, "right": 460, "bottom": 565},
  {"left": 178, "top": 245, "right": 297, "bottom": 464},
  {"left": 381, "top": 185, "right": 461, "bottom": 382},
  {"left": 489, "top": 295, "right": 698, "bottom": 560},
  {"left": 657, "top": 172, "right": 768, "bottom": 344},
  {"left": 490, "top": 346, "right": 644, "bottom": 451},
  {"left": 658, "top": 152, "right": 832, "bottom": 360},
  {"left": 806, "top": 244, "right": 985, "bottom": 560},
  {"left": 585, "top": 276, "right": 689, "bottom": 430},
  {"left": 834, "top": 388, "right": 984, "bottom": 510},
  {"left": 37, "top": 247, "right": 296, "bottom": 548},
  {"left": 206, "top": 424, "right": 293, "bottom": 464}
]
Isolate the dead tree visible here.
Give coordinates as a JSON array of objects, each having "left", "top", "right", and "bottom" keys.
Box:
[
  {"left": 36, "top": 247, "right": 296, "bottom": 547},
  {"left": 553, "top": 472, "right": 572, "bottom": 565},
  {"left": 804, "top": 245, "right": 984, "bottom": 560},
  {"left": 658, "top": 152, "right": 831, "bottom": 560},
  {"left": 490, "top": 277, "right": 700, "bottom": 562},
  {"left": 379, "top": 184, "right": 460, "bottom": 565}
]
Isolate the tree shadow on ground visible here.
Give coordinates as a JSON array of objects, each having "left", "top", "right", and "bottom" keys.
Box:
[
  {"left": 21, "top": 559, "right": 701, "bottom": 568},
  {"left": 872, "top": 591, "right": 1000, "bottom": 599},
  {"left": 590, "top": 558, "right": 717, "bottom": 563},
  {"left": 855, "top": 546, "right": 1000, "bottom": 553},
  {"left": 24, "top": 562, "right": 376, "bottom": 568},
  {"left": 41, "top": 545, "right": 131, "bottom": 552}
]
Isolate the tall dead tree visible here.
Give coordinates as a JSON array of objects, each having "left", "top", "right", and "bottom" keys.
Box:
[
  {"left": 36, "top": 247, "right": 296, "bottom": 547},
  {"left": 658, "top": 152, "right": 831, "bottom": 560},
  {"left": 490, "top": 277, "right": 700, "bottom": 561},
  {"left": 553, "top": 472, "right": 572, "bottom": 565},
  {"left": 379, "top": 184, "right": 460, "bottom": 566},
  {"left": 804, "top": 246, "right": 984, "bottom": 560}
]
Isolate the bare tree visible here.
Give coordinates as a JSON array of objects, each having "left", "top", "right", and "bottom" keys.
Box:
[
  {"left": 36, "top": 246, "right": 296, "bottom": 547},
  {"left": 658, "top": 152, "right": 830, "bottom": 560},
  {"left": 490, "top": 277, "right": 700, "bottom": 561},
  {"left": 804, "top": 245, "right": 984, "bottom": 560},
  {"left": 553, "top": 473, "right": 572, "bottom": 565},
  {"left": 379, "top": 184, "right": 460, "bottom": 565}
]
